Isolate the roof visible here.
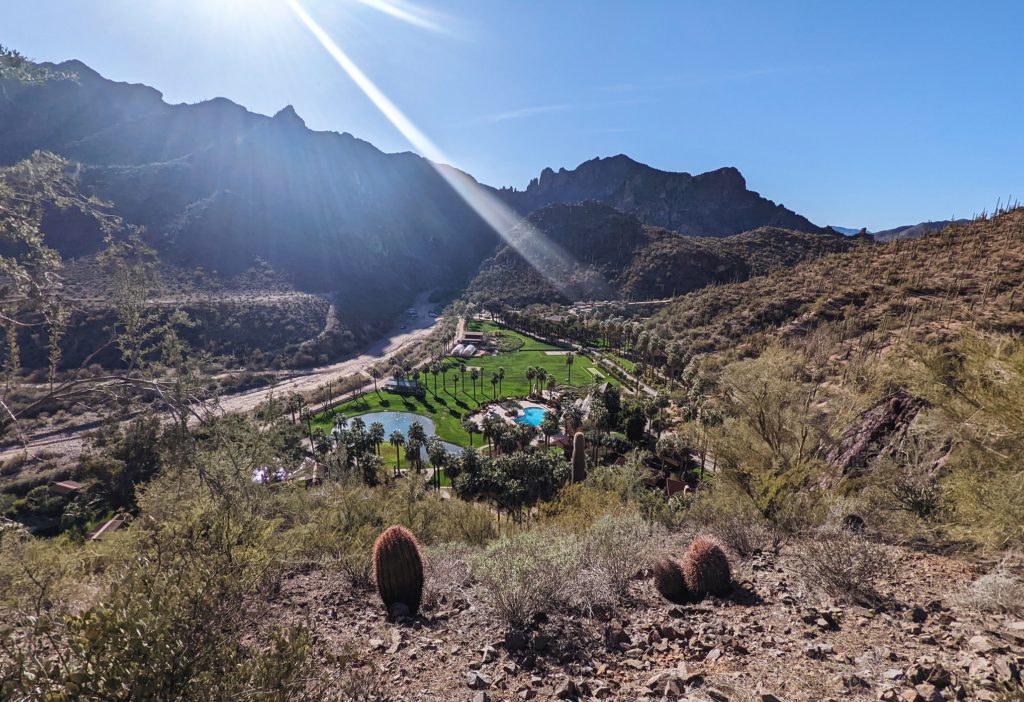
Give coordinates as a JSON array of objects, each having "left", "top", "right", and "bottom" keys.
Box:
[
  {"left": 665, "top": 478, "right": 689, "bottom": 498},
  {"left": 51, "top": 480, "right": 85, "bottom": 495},
  {"left": 89, "top": 517, "right": 125, "bottom": 541}
]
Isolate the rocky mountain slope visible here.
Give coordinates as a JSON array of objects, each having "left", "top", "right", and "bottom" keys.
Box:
[
  {"left": 502, "top": 155, "right": 826, "bottom": 236},
  {"left": 467, "top": 201, "right": 859, "bottom": 306},
  {"left": 0, "top": 60, "right": 498, "bottom": 299}
]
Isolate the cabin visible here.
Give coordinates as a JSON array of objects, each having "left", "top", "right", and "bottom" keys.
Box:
[
  {"left": 89, "top": 516, "right": 125, "bottom": 541},
  {"left": 50, "top": 480, "right": 85, "bottom": 496}
]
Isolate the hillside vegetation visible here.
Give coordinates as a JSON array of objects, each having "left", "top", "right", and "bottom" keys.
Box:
[{"left": 467, "top": 201, "right": 861, "bottom": 305}]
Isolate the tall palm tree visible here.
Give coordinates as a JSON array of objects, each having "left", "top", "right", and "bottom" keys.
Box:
[
  {"left": 450, "top": 373, "right": 460, "bottom": 397},
  {"left": 525, "top": 367, "right": 537, "bottom": 395},
  {"left": 540, "top": 411, "right": 559, "bottom": 447},
  {"left": 490, "top": 371, "right": 499, "bottom": 398},
  {"left": 536, "top": 368, "right": 548, "bottom": 397},
  {"left": 370, "top": 366, "right": 383, "bottom": 395},
  {"left": 565, "top": 352, "right": 575, "bottom": 383},
  {"left": 460, "top": 363, "right": 467, "bottom": 395},
  {"left": 470, "top": 368, "right": 480, "bottom": 400},
  {"left": 497, "top": 367, "right": 505, "bottom": 395},
  {"left": 407, "top": 421, "right": 428, "bottom": 473},
  {"left": 368, "top": 421, "right": 385, "bottom": 455},
  {"left": 546, "top": 375, "right": 557, "bottom": 397},
  {"left": 389, "top": 430, "right": 406, "bottom": 474},
  {"left": 430, "top": 363, "right": 440, "bottom": 396}
]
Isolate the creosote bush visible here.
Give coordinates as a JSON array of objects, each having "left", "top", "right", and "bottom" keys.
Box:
[
  {"left": 582, "top": 511, "right": 657, "bottom": 596},
  {"left": 471, "top": 530, "right": 581, "bottom": 628},
  {"left": 794, "top": 526, "right": 896, "bottom": 604}
]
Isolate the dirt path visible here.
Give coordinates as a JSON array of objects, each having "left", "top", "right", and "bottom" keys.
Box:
[{"left": 0, "top": 292, "right": 451, "bottom": 463}]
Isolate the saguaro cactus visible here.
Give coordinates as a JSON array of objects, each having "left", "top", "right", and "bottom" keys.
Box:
[
  {"left": 373, "top": 525, "right": 425, "bottom": 618},
  {"left": 571, "top": 431, "right": 587, "bottom": 483}
]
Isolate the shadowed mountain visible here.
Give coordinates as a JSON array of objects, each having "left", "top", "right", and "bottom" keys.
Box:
[
  {"left": 501, "top": 154, "right": 826, "bottom": 236},
  {"left": 871, "top": 219, "right": 968, "bottom": 242},
  {"left": 0, "top": 60, "right": 499, "bottom": 298},
  {"left": 466, "top": 201, "right": 860, "bottom": 306}
]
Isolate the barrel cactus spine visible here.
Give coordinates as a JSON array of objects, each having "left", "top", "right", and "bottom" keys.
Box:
[{"left": 681, "top": 535, "right": 732, "bottom": 598}]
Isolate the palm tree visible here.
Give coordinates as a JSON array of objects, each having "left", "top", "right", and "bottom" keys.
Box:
[
  {"left": 633, "top": 362, "right": 647, "bottom": 395},
  {"left": 497, "top": 367, "right": 505, "bottom": 395},
  {"left": 490, "top": 371, "right": 499, "bottom": 398},
  {"left": 546, "top": 375, "right": 557, "bottom": 397},
  {"left": 450, "top": 373, "right": 460, "bottom": 397},
  {"left": 461, "top": 417, "right": 478, "bottom": 447},
  {"left": 566, "top": 352, "right": 575, "bottom": 383},
  {"left": 407, "top": 421, "right": 428, "bottom": 473},
  {"left": 370, "top": 366, "right": 383, "bottom": 395},
  {"left": 563, "top": 402, "right": 584, "bottom": 435},
  {"left": 368, "top": 421, "right": 385, "bottom": 455},
  {"left": 430, "top": 363, "right": 440, "bottom": 396},
  {"left": 540, "top": 411, "right": 560, "bottom": 447},
  {"left": 470, "top": 368, "right": 480, "bottom": 400},
  {"left": 389, "top": 430, "right": 406, "bottom": 474},
  {"left": 536, "top": 368, "right": 548, "bottom": 397},
  {"left": 426, "top": 437, "right": 449, "bottom": 489},
  {"left": 525, "top": 367, "right": 537, "bottom": 396},
  {"left": 460, "top": 363, "right": 467, "bottom": 395}
]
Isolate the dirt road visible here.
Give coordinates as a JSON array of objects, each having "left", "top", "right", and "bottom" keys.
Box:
[{"left": 0, "top": 292, "right": 452, "bottom": 463}]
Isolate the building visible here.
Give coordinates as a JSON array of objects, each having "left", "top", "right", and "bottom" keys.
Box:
[
  {"left": 89, "top": 516, "right": 125, "bottom": 541},
  {"left": 50, "top": 480, "right": 85, "bottom": 496}
]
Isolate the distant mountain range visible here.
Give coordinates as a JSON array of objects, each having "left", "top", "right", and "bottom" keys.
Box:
[
  {"left": 828, "top": 221, "right": 968, "bottom": 241},
  {"left": 502, "top": 155, "right": 826, "bottom": 236},
  {"left": 1, "top": 57, "right": 887, "bottom": 359}
]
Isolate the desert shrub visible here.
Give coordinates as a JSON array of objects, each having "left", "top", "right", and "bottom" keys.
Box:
[
  {"left": 959, "top": 555, "right": 1024, "bottom": 617},
  {"left": 421, "top": 543, "right": 475, "bottom": 612},
  {"left": 582, "top": 511, "right": 657, "bottom": 596},
  {"left": 683, "top": 483, "right": 776, "bottom": 558},
  {"left": 471, "top": 530, "right": 581, "bottom": 628},
  {"left": 794, "top": 526, "right": 896, "bottom": 604},
  {"left": 870, "top": 427, "right": 947, "bottom": 520}
]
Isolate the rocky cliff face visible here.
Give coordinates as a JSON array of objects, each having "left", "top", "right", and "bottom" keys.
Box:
[{"left": 504, "top": 155, "right": 825, "bottom": 237}]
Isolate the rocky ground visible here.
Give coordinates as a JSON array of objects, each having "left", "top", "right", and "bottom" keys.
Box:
[{"left": 261, "top": 543, "right": 1023, "bottom": 701}]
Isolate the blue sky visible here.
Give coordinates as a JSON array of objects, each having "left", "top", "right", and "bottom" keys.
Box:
[{"left": 3, "top": 0, "right": 1023, "bottom": 230}]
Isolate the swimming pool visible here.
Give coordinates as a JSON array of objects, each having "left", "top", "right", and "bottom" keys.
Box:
[{"left": 515, "top": 406, "right": 548, "bottom": 427}]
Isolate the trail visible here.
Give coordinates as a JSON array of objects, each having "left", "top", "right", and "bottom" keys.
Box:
[{"left": 0, "top": 292, "right": 452, "bottom": 463}]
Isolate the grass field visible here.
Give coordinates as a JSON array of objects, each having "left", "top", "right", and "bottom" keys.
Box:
[{"left": 313, "top": 321, "right": 615, "bottom": 469}]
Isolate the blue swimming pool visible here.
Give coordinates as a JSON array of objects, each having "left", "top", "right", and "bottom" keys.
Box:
[{"left": 515, "top": 406, "right": 547, "bottom": 427}]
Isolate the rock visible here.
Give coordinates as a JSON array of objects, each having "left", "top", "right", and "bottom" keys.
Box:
[
  {"left": 644, "top": 670, "right": 686, "bottom": 697},
  {"left": 554, "top": 679, "right": 579, "bottom": 700},
  {"left": 369, "top": 638, "right": 385, "bottom": 651},
  {"left": 968, "top": 635, "right": 994, "bottom": 653},
  {"left": 604, "top": 621, "right": 630, "bottom": 651},
  {"left": 466, "top": 671, "right": 492, "bottom": 690},
  {"left": 758, "top": 694, "right": 784, "bottom": 702},
  {"left": 472, "top": 693, "right": 491, "bottom": 702},
  {"left": 531, "top": 633, "right": 550, "bottom": 652},
  {"left": 504, "top": 631, "right": 528, "bottom": 653},
  {"left": 992, "top": 655, "right": 1020, "bottom": 683},
  {"left": 885, "top": 669, "right": 906, "bottom": 681},
  {"left": 593, "top": 685, "right": 614, "bottom": 699},
  {"left": 481, "top": 645, "right": 498, "bottom": 663},
  {"left": 622, "top": 658, "right": 645, "bottom": 670},
  {"left": 804, "top": 643, "right": 834, "bottom": 660},
  {"left": 899, "top": 688, "right": 923, "bottom": 702},
  {"left": 914, "top": 683, "right": 943, "bottom": 702},
  {"left": 705, "top": 647, "right": 723, "bottom": 664},
  {"left": 387, "top": 630, "right": 403, "bottom": 654},
  {"left": 968, "top": 657, "right": 993, "bottom": 680},
  {"left": 911, "top": 606, "right": 928, "bottom": 623}
]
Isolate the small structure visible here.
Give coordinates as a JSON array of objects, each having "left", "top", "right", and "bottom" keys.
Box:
[
  {"left": 462, "top": 344, "right": 477, "bottom": 357},
  {"left": 452, "top": 343, "right": 466, "bottom": 356},
  {"left": 50, "top": 480, "right": 85, "bottom": 496},
  {"left": 384, "top": 378, "right": 424, "bottom": 396},
  {"left": 665, "top": 478, "right": 689, "bottom": 499},
  {"left": 461, "top": 331, "right": 484, "bottom": 345},
  {"left": 90, "top": 516, "right": 125, "bottom": 541}
]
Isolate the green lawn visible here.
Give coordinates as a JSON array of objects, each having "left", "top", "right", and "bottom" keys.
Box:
[
  {"left": 313, "top": 322, "right": 614, "bottom": 469},
  {"left": 606, "top": 353, "right": 636, "bottom": 372},
  {"left": 468, "top": 320, "right": 559, "bottom": 352}
]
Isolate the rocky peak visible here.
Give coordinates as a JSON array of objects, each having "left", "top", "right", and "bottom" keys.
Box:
[{"left": 272, "top": 104, "right": 306, "bottom": 129}]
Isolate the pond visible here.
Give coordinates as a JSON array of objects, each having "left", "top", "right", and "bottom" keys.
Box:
[
  {"left": 341, "top": 411, "right": 463, "bottom": 457},
  {"left": 515, "top": 406, "right": 548, "bottom": 427}
]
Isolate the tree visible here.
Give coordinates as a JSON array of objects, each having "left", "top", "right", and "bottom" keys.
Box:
[
  {"left": 540, "top": 411, "right": 560, "bottom": 447},
  {"left": 562, "top": 402, "right": 584, "bottom": 435},
  {"left": 450, "top": 372, "right": 460, "bottom": 397},
  {"left": 368, "top": 421, "right": 385, "bottom": 456},
  {"left": 470, "top": 367, "right": 480, "bottom": 400},
  {"left": 461, "top": 417, "right": 478, "bottom": 447},
  {"left": 525, "top": 367, "right": 536, "bottom": 395},
  {"left": 370, "top": 366, "right": 383, "bottom": 395},
  {"left": 490, "top": 371, "right": 499, "bottom": 398},
  {"left": 565, "top": 352, "right": 575, "bottom": 382},
  {"left": 407, "top": 421, "right": 427, "bottom": 473},
  {"left": 389, "top": 430, "right": 406, "bottom": 474},
  {"left": 497, "top": 367, "right": 505, "bottom": 395},
  {"left": 430, "top": 363, "right": 440, "bottom": 396},
  {"left": 426, "top": 436, "right": 449, "bottom": 489}
]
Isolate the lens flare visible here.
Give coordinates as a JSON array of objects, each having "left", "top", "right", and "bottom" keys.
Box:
[{"left": 286, "top": 0, "right": 605, "bottom": 300}]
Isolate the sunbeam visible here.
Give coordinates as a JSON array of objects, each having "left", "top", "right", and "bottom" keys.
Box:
[
  {"left": 351, "top": 0, "right": 447, "bottom": 34},
  {"left": 285, "top": 0, "right": 606, "bottom": 301}
]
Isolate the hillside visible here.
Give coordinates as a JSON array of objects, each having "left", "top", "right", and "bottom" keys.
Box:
[
  {"left": 0, "top": 60, "right": 497, "bottom": 327},
  {"left": 502, "top": 155, "right": 826, "bottom": 236},
  {"left": 645, "top": 210, "right": 1024, "bottom": 363},
  {"left": 466, "top": 201, "right": 860, "bottom": 306},
  {"left": 871, "top": 219, "right": 968, "bottom": 242}
]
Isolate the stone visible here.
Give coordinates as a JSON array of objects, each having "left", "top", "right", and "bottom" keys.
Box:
[
  {"left": 369, "top": 638, "right": 385, "bottom": 651},
  {"left": 481, "top": 645, "right": 498, "bottom": 663},
  {"left": 899, "top": 689, "right": 923, "bottom": 702},
  {"left": 531, "top": 633, "right": 550, "bottom": 651},
  {"left": 885, "top": 669, "right": 906, "bottom": 681},
  {"left": 604, "top": 621, "right": 630, "bottom": 650},
  {"left": 472, "top": 693, "right": 491, "bottom": 702},
  {"left": 623, "top": 658, "right": 645, "bottom": 670},
  {"left": 914, "top": 683, "right": 943, "bottom": 702},
  {"left": 759, "top": 694, "right": 784, "bottom": 702},
  {"left": 968, "top": 635, "right": 994, "bottom": 653},
  {"left": 555, "top": 679, "right": 579, "bottom": 700},
  {"left": 644, "top": 670, "right": 686, "bottom": 696},
  {"left": 504, "top": 631, "right": 528, "bottom": 653},
  {"left": 705, "top": 647, "right": 723, "bottom": 664},
  {"left": 466, "top": 671, "right": 492, "bottom": 690}
]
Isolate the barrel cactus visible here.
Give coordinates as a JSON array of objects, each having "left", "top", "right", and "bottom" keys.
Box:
[
  {"left": 571, "top": 431, "right": 587, "bottom": 483},
  {"left": 681, "top": 536, "right": 732, "bottom": 598},
  {"left": 373, "top": 525, "right": 425, "bottom": 618},
  {"left": 652, "top": 557, "right": 690, "bottom": 604}
]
